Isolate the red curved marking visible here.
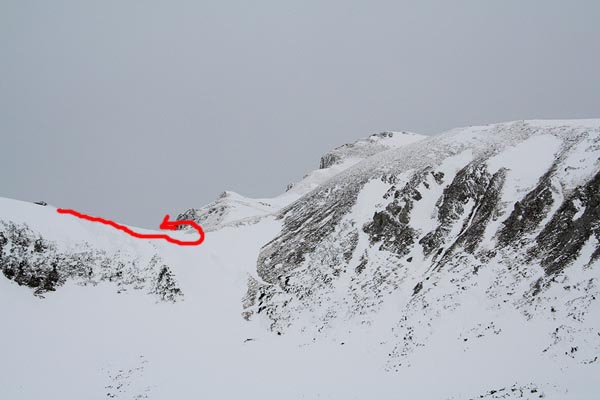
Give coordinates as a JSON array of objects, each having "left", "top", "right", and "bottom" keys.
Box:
[{"left": 56, "top": 208, "right": 205, "bottom": 246}]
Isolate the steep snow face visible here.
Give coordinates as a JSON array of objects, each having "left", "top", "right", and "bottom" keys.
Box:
[
  {"left": 176, "top": 131, "right": 426, "bottom": 231},
  {"left": 2, "top": 120, "right": 600, "bottom": 399}
]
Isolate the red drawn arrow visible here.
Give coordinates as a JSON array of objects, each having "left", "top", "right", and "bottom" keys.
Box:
[{"left": 56, "top": 208, "right": 205, "bottom": 246}]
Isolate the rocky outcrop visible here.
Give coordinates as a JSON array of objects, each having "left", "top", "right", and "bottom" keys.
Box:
[
  {"left": 420, "top": 161, "right": 492, "bottom": 257},
  {"left": 533, "top": 170, "right": 600, "bottom": 275},
  {"left": 443, "top": 167, "right": 506, "bottom": 257},
  {"left": 364, "top": 169, "right": 430, "bottom": 256},
  {"left": 319, "top": 153, "right": 341, "bottom": 169},
  {"left": 497, "top": 167, "right": 557, "bottom": 247},
  {"left": 0, "top": 221, "right": 183, "bottom": 301}
]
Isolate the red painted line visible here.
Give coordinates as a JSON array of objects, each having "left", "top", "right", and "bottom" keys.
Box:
[{"left": 56, "top": 208, "right": 205, "bottom": 246}]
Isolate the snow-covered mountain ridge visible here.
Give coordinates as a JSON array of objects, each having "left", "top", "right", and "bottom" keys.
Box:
[
  {"left": 175, "top": 130, "right": 425, "bottom": 231},
  {"left": 1, "top": 120, "right": 600, "bottom": 399}
]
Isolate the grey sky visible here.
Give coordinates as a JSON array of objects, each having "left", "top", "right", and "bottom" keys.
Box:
[{"left": 1, "top": 1, "right": 599, "bottom": 228}]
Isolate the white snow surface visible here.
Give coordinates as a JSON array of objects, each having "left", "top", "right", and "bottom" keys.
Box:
[{"left": 1, "top": 120, "right": 600, "bottom": 399}]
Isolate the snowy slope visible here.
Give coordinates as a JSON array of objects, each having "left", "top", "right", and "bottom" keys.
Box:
[
  {"left": 1, "top": 120, "right": 600, "bottom": 399},
  {"left": 175, "top": 131, "right": 425, "bottom": 231}
]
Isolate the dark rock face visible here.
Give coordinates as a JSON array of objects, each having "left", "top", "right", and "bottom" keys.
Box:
[
  {"left": 320, "top": 153, "right": 341, "bottom": 169},
  {"left": 497, "top": 167, "right": 557, "bottom": 247},
  {"left": 412, "top": 281, "right": 423, "bottom": 295},
  {"left": 449, "top": 167, "right": 507, "bottom": 255},
  {"left": 416, "top": 164, "right": 507, "bottom": 272},
  {"left": 0, "top": 222, "right": 183, "bottom": 301},
  {"left": 256, "top": 178, "right": 368, "bottom": 286},
  {"left": 419, "top": 161, "right": 497, "bottom": 258},
  {"left": 533, "top": 170, "right": 600, "bottom": 275},
  {"left": 364, "top": 170, "right": 430, "bottom": 256}
]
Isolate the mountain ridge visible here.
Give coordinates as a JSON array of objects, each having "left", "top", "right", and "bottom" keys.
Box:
[{"left": 1, "top": 119, "right": 599, "bottom": 399}]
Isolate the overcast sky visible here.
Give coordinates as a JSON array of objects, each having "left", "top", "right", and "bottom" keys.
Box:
[{"left": 1, "top": 1, "right": 599, "bottom": 228}]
